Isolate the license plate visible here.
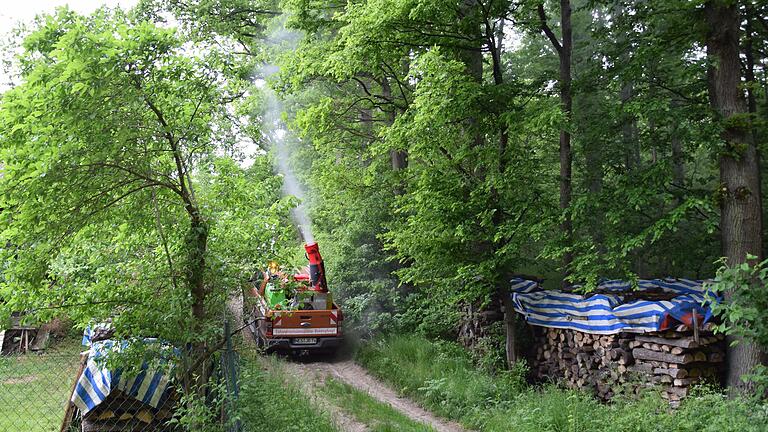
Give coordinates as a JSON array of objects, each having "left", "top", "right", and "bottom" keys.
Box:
[{"left": 293, "top": 338, "right": 317, "bottom": 345}]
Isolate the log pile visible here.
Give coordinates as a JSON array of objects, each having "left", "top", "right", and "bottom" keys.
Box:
[
  {"left": 533, "top": 326, "right": 725, "bottom": 405},
  {"left": 81, "top": 389, "right": 178, "bottom": 431}
]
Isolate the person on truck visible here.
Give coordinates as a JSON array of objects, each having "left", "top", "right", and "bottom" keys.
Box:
[{"left": 245, "top": 242, "right": 343, "bottom": 354}]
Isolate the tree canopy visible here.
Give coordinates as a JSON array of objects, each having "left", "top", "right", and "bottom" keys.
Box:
[{"left": 0, "top": 7, "right": 294, "bottom": 357}]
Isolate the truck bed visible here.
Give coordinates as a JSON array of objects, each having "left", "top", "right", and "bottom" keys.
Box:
[{"left": 248, "top": 290, "right": 343, "bottom": 353}]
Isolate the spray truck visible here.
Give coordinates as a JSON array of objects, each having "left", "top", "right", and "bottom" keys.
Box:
[{"left": 246, "top": 242, "right": 343, "bottom": 353}]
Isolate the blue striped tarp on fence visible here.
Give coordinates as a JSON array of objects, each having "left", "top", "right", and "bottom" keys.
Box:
[
  {"left": 72, "top": 331, "right": 173, "bottom": 415},
  {"left": 510, "top": 278, "right": 716, "bottom": 335}
]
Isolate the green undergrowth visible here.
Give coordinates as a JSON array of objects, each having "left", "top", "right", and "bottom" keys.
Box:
[
  {"left": 357, "top": 334, "right": 768, "bottom": 432},
  {"left": 238, "top": 353, "right": 337, "bottom": 432},
  {"left": 321, "top": 376, "right": 435, "bottom": 432}
]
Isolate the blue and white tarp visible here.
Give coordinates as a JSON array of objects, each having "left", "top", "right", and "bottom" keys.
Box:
[
  {"left": 72, "top": 330, "right": 173, "bottom": 415},
  {"left": 510, "top": 278, "right": 716, "bottom": 335}
]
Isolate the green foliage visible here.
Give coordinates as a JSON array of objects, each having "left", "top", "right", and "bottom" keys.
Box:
[
  {"left": 279, "top": 0, "right": 560, "bottom": 335},
  {"left": 140, "top": 0, "right": 280, "bottom": 47},
  {"left": 394, "top": 290, "right": 463, "bottom": 340},
  {"left": 0, "top": 7, "right": 293, "bottom": 357},
  {"left": 357, "top": 334, "right": 527, "bottom": 420},
  {"left": 273, "top": 0, "right": 734, "bottom": 341},
  {"left": 708, "top": 256, "right": 768, "bottom": 348},
  {"left": 359, "top": 334, "right": 768, "bottom": 432},
  {"left": 1, "top": 0, "right": 767, "bottom": 423},
  {"left": 171, "top": 379, "right": 230, "bottom": 432},
  {"left": 707, "top": 256, "right": 768, "bottom": 391}
]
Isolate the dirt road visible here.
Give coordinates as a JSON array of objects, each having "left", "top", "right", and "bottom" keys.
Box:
[
  {"left": 230, "top": 294, "right": 468, "bottom": 432},
  {"left": 283, "top": 355, "right": 468, "bottom": 432}
]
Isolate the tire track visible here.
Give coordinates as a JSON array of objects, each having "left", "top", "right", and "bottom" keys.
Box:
[
  {"left": 230, "top": 294, "right": 368, "bottom": 432},
  {"left": 285, "top": 356, "right": 469, "bottom": 432},
  {"left": 230, "top": 294, "right": 467, "bottom": 432}
]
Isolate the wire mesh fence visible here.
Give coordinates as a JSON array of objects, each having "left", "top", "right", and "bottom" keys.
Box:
[
  {"left": 0, "top": 350, "right": 82, "bottom": 432},
  {"left": 218, "top": 321, "right": 242, "bottom": 432},
  {"left": 0, "top": 322, "right": 242, "bottom": 432},
  {"left": 76, "top": 389, "right": 179, "bottom": 431}
]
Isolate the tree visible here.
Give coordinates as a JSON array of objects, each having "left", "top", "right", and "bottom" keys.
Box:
[
  {"left": 538, "top": 0, "right": 574, "bottom": 280},
  {"left": 704, "top": 0, "right": 765, "bottom": 393},
  {"left": 272, "top": 1, "right": 558, "bottom": 348},
  {"left": 0, "top": 7, "right": 292, "bottom": 388},
  {"left": 556, "top": 0, "right": 721, "bottom": 283}
]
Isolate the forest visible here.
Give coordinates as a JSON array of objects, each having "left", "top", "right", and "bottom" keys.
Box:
[{"left": 0, "top": 0, "right": 767, "bottom": 430}]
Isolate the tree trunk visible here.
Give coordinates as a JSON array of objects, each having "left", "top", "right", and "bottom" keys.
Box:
[
  {"left": 559, "top": 0, "right": 574, "bottom": 279},
  {"left": 459, "top": 2, "right": 483, "bottom": 113},
  {"left": 742, "top": 3, "right": 764, "bottom": 257},
  {"left": 621, "top": 82, "right": 640, "bottom": 169},
  {"left": 743, "top": 3, "right": 758, "bottom": 117},
  {"left": 380, "top": 77, "right": 407, "bottom": 195},
  {"left": 186, "top": 214, "right": 209, "bottom": 387},
  {"left": 188, "top": 216, "right": 208, "bottom": 333},
  {"left": 671, "top": 99, "right": 685, "bottom": 202},
  {"left": 705, "top": 0, "right": 765, "bottom": 395},
  {"left": 537, "top": 0, "right": 573, "bottom": 282}
]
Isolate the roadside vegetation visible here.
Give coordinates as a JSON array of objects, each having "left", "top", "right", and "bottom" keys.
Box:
[
  {"left": 358, "top": 334, "right": 768, "bottom": 432},
  {"left": 237, "top": 350, "right": 436, "bottom": 432},
  {"left": 238, "top": 354, "right": 337, "bottom": 432}
]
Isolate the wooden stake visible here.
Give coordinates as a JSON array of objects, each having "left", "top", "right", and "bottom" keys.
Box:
[
  {"left": 60, "top": 354, "right": 88, "bottom": 432},
  {"left": 692, "top": 312, "right": 700, "bottom": 344}
]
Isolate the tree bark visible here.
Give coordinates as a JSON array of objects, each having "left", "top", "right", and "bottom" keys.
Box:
[
  {"left": 671, "top": 99, "right": 685, "bottom": 201},
  {"left": 490, "top": 17, "right": 509, "bottom": 170},
  {"left": 705, "top": 0, "right": 765, "bottom": 395},
  {"left": 538, "top": 2, "right": 573, "bottom": 279},
  {"left": 380, "top": 77, "right": 407, "bottom": 196},
  {"left": 743, "top": 3, "right": 764, "bottom": 258},
  {"left": 558, "top": 1, "right": 574, "bottom": 279},
  {"left": 457, "top": 0, "right": 485, "bottom": 182},
  {"left": 188, "top": 215, "right": 208, "bottom": 333},
  {"left": 621, "top": 82, "right": 640, "bottom": 169}
]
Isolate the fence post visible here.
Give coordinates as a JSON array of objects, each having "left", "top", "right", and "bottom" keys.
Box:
[{"left": 224, "top": 319, "right": 241, "bottom": 432}]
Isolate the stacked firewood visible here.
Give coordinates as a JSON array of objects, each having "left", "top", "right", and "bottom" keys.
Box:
[
  {"left": 629, "top": 330, "right": 725, "bottom": 404},
  {"left": 81, "top": 390, "right": 178, "bottom": 432},
  {"left": 533, "top": 327, "right": 725, "bottom": 405}
]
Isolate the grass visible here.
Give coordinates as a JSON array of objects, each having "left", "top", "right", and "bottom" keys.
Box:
[
  {"left": 321, "top": 376, "right": 436, "bottom": 432},
  {"left": 357, "top": 334, "right": 768, "bottom": 432},
  {"left": 237, "top": 353, "right": 338, "bottom": 432},
  {"left": 0, "top": 337, "right": 83, "bottom": 432}
]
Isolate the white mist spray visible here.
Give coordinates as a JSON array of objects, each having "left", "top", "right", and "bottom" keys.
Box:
[{"left": 259, "top": 20, "right": 314, "bottom": 243}]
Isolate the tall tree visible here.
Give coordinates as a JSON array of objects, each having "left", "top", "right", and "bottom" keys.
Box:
[
  {"left": 704, "top": 0, "right": 765, "bottom": 392},
  {"left": 538, "top": 0, "right": 574, "bottom": 280},
  {"left": 0, "top": 8, "right": 292, "bottom": 390}
]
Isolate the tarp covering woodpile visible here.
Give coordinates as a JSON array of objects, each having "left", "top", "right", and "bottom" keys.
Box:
[
  {"left": 510, "top": 278, "right": 716, "bottom": 334},
  {"left": 72, "top": 328, "right": 173, "bottom": 415}
]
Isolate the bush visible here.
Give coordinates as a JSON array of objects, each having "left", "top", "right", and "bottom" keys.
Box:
[{"left": 357, "top": 334, "right": 525, "bottom": 420}]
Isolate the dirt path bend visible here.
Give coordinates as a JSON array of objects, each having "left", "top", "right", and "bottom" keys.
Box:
[
  {"left": 229, "top": 295, "right": 467, "bottom": 432},
  {"left": 228, "top": 295, "right": 368, "bottom": 432},
  {"left": 286, "top": 358, "right": 469, "bottom": 432},
  {"left": 277, "top": 358, "right": 369, "bottom": 432}
]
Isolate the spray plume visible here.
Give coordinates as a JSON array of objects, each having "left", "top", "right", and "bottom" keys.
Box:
[{"left": 259, "top": 19, "right": 314, "bottom": 243}]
